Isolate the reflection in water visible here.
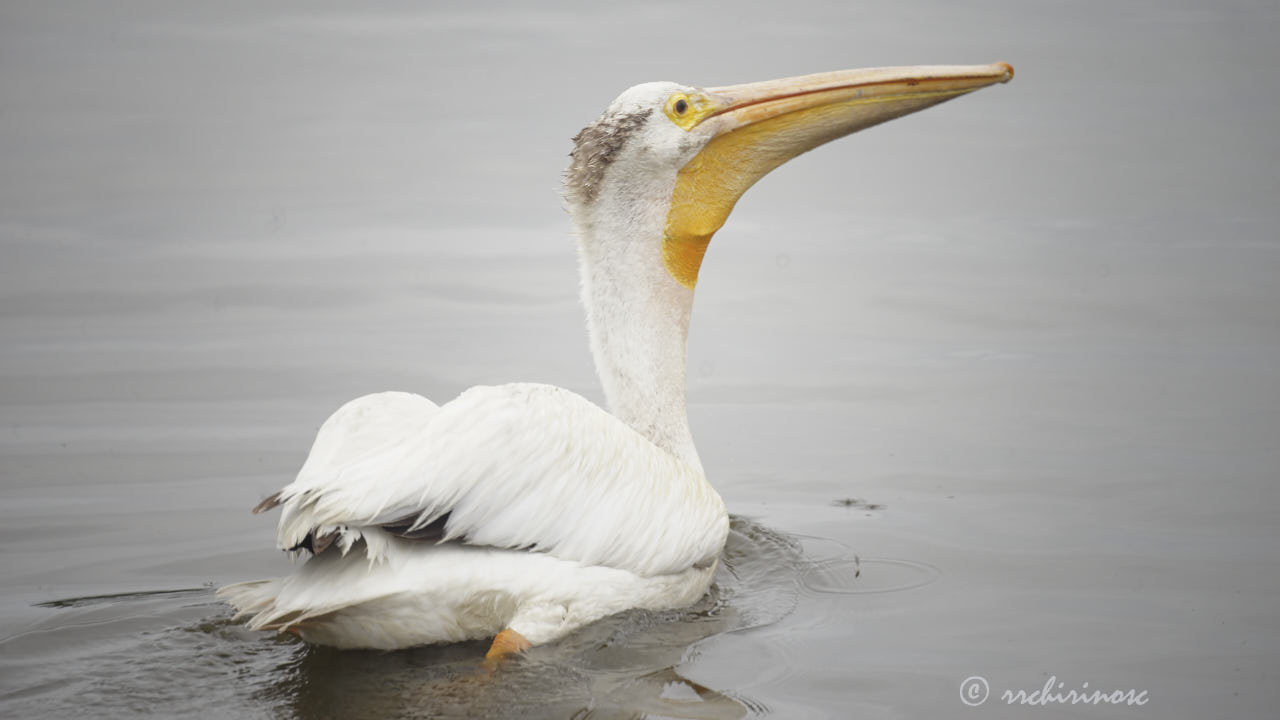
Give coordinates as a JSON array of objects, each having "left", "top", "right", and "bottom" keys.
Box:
[{"left": 2, "top": 517, "right": 839, "bottom": 719}]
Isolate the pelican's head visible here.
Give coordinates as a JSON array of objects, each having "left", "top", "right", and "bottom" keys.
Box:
[{"left": 565, "top": 63, "right": 1013, "bottom": 289}]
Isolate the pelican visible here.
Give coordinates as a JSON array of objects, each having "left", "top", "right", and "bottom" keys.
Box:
[{"left": 219, "top": 63, "right": 1013, "bottom": 660}]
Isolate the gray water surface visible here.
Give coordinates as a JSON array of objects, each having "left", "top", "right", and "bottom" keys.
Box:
[{"left": 2, "top": 1, "right": 1278, "bottom": 718}]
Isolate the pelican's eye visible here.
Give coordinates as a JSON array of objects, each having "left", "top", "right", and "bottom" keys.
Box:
[{"left": 663, "top": 92, "right": 714, "bottom": 131}]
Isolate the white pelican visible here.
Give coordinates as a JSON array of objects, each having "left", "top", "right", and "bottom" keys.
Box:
[{"left": 219, "top": 63, "right": 1013, "bottom": 660}]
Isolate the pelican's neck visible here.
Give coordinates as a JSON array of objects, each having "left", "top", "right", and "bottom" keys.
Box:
[{"left": 572, "top": 205, "right": 703, "bottom": 476}]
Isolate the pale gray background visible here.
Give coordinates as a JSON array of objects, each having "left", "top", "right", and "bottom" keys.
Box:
[{"left": 2, "top": 1, "right": 1277, "bottom": 718}]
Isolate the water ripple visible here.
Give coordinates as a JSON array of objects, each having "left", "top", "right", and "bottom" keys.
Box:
[{"left": 1, "top": 517, "right": 820, "bottom": 719}]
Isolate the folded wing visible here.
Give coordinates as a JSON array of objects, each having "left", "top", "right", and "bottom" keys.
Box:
[{"left": 257, "top": 383, "right": 728, "bottom": 577}]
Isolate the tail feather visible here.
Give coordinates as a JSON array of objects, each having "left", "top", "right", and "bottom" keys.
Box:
[
  {"left": 217, "top": 538, "right": 405, "bottom": 634},
  {"left": 217, "top": 579, "right": 345, "bottom": 632},
  {"left": 217, "top": 579, "right": 283, "bottom": 623}
]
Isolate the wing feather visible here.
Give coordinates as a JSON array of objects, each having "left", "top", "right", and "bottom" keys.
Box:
[{"left": 266, "top": 384, "right": 727, "bottom": 577}]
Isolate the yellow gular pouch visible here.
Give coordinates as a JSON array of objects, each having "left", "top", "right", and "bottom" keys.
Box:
[
  {"left": 659, "top": 90, "right": 721, "bottom": 289},
  {"left": 660, "top": 85, "right": 980, "bottom": 289}
]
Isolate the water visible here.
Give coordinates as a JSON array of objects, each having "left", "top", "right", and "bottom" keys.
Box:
[{"left": 2, "top": 1, "right": 1278, "bottom": 718}]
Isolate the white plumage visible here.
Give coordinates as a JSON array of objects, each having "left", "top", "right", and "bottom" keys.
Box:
[
  {"left": 219, "top": 63, "right": 1012, "bottom": 655},
  {"left": 220, "top": 385, "right": 726, "bottom": 648},
  {"left": 275, "top": 385, "right": 726, "bottom": 576},
  {"left": 219, "top": 544, "right": 715, "bottom": 649}
]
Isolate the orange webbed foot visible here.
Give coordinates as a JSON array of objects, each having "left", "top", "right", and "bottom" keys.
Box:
[{"left": 482, "top": 628, "right": 531, "bottom": 668}]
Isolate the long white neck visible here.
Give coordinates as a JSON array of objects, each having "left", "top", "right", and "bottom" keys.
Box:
[{"left": 570, "top": 189, "right": 703, "bottom": 476}]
